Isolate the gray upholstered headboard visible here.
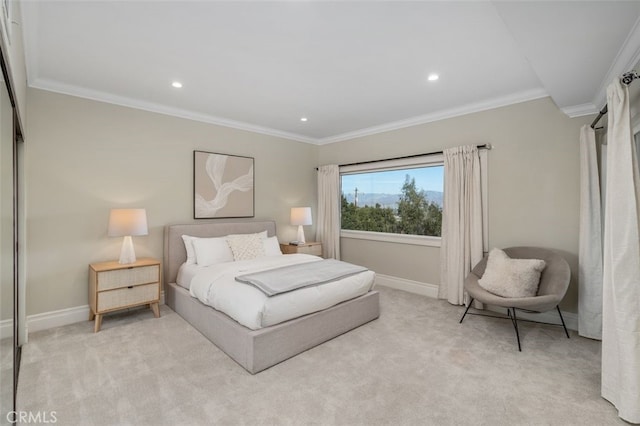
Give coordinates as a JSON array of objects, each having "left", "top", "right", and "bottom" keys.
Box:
[{"left": 163, "top": 221, "right": 277, "bottom": 285}]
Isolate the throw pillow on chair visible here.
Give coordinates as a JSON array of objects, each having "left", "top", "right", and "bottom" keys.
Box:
[{"left": 478, "top": 248, "right": 546, "bottom": 298}]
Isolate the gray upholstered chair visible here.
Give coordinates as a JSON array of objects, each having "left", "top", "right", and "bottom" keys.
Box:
[{"left": 459, "top": 247, "right": 571, "bottom": 351}]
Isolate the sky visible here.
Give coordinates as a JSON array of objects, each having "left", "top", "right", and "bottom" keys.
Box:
[{"left": 341, "top": 165, "right": 443, "bottom": 196}]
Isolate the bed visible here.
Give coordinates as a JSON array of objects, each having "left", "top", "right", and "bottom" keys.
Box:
[{"left": 163, "top": 220, "right": 380, "bottom": 374}]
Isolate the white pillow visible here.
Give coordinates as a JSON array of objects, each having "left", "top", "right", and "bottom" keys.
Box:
[
  {"left": 226, "top": 233, "right": 265, "bottom": 261},
  {"left": 192, "top": 237, "right": 234, "bottom": 267},
  {"left": 478, "top": 248, "right": 546, "bottom": 298},
  {"left": 263, "top": 236, "right": 282, "bottom": 256},
  {"left": 181, "top": 235, "right": 199, "bottom": 265}
]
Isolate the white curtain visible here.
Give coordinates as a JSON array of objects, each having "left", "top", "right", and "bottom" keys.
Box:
[
  {"left": 601, "top": 79, "right": 640, "bottom": 423},
  {"left": 578, "top": 125, "right": 603, "bottom": 339},
  {"left": 317, "top": 165, "right": 341, "bottom": 259},
  {"left": 438, "top": 145, "right": 484, "bottom": 305}
]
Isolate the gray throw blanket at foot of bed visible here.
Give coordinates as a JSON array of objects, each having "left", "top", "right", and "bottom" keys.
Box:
[{"left": 235, "top": 259, "right": 368, "bottom": 296}]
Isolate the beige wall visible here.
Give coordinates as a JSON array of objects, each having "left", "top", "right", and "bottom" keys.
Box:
[
  {"left": 25, "top": 90, "right": 593, "bottom": 316},
  {"left": 319, "top": 97, "right": 593, "bottom": 312},
  {"left": 25, "top": 88, "right": 318, "bottom": 316}
]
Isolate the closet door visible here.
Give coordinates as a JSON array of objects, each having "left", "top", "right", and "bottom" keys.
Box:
[{"left": 0, "top": 68, "right": 15, "bottom": 420}]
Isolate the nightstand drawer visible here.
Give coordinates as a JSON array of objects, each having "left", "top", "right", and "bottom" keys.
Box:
[
  {"left": 97, "top": 283, "right": 159, "bottom": 312},
  {"left": 97, "top": 265, "right": 160, "bottom": 291},
  {"left": 295, "top": 245, "right": 322, "bottom": 256},
  {"left": 280, "top": 242, "right": 323, "bottom": 256}
]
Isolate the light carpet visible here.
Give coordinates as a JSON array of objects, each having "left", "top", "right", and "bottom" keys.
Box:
[{"left": 16, "top": 287, "right": 622, "bottom": 425}]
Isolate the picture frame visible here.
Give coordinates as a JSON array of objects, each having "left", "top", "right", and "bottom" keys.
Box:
[{"left": 193, "top": 150, "right": 255, "bottom": 219}]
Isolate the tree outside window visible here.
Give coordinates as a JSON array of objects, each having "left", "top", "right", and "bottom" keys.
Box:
[{"left": 341, "top": 166, "right": 443, "bottom": 237}]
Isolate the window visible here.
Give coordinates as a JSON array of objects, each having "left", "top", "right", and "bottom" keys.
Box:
[{"left": 340, "top": 155, "right": 444, "bottom": 246}]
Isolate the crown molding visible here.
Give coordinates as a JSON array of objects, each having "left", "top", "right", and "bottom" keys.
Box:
[
  {"left": 30, "top": 78, "right": 551, "bottom": 146},
  {"left": 316, "top": 88, "right": 548, "bottom": 145},
  {"left": 538, "top": 15, "right": 640, "bottom": 120},
  {"left": 29, "top": 78, "right": 319, "bottom": 145},
  {"left": 591, "top": 15, "right": 640, "bottom": 110},
  {"left": 562, "top": 102, "right": 599, "bottom": 118}
]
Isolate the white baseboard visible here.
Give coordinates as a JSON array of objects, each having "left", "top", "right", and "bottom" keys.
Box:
[
  {"left": 0, "top": 318, "right": 13, "bottom": 340},
  {"left": 4, "top": 291, "right": 167, "bottom": 340},
  {"left": 375, "top": 274, "right": 439, "bottom": 298},
  {"left": 374, "top": 274, "right": 578, "bottom": 331},
  {"left": 27, "top": 305, "right": 91, "bottom": 334},
  {"left": 8, "top": 283, "right": 579, "bottom": 338}
]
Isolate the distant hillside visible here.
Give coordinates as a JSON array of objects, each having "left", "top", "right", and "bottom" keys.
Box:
[{"left": 343, "top": 191, "right": 443, "bottom": 208}]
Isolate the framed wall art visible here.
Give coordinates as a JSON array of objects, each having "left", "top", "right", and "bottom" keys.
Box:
[{"left": 193, "top": 150, "right": 255, "bottom": 219}]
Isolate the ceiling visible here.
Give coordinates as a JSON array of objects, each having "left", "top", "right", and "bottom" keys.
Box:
[{"left": 20, "top": 1, "right": 640, "bottom": 144}]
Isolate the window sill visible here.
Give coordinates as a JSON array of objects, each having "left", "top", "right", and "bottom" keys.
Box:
[{"left": 340, "top": 229, "right": 441, "bottom": 247}]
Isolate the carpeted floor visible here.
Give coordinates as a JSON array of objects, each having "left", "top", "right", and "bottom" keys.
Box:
[
  {"left": 1, "top": 337, "right": 14, "bottom": 424},
  {"left": 17, "top": 286, "right": 622, "bottom": 425}
]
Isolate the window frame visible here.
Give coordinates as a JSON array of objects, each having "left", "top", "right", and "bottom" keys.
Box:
[{"left": 340, "top": 153, "right": 445, "bottom": 247}]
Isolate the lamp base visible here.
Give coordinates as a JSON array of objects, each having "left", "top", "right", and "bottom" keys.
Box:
[
  {"left": 296, "top": 225, "right": 306, "bottom": 245},
  {"left": 119, "top": 236, "right": 137, "bottom": 264}
]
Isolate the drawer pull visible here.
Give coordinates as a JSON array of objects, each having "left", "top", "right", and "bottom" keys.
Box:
[{"left": 127, "top": 286, "right": 133, "bottom": 289}]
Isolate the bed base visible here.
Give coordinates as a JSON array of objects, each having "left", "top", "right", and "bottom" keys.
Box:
[
  {"left": 166, "top": 282, "right": 379, "bottom": 374},
  {"left": 163, "top": 221, "right": 380, "bottom": 374}
]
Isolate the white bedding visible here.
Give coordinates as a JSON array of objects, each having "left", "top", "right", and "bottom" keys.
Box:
[
  {"left": 188, "top": 254, "right": 376, "bottom": 330},
  {"left": 176, "top": 263, "right": 203, "bottom": 289}
]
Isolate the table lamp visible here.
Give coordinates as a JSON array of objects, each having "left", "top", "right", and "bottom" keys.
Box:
[
  {"left": 108, "top": 208, "right": 148, "bottom": 264},
  {"left": 290, "top": 207, "right": 312, "bottom": 244}
]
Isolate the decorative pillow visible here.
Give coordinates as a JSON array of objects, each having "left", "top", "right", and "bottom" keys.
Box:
[
  {"left": 478, "top": 248, "right": 546, "bottom": 298},
  {"left": 263, "top": 236, "right": 283, "bottom": 256},
  {"left": 227, "top": 230, "right": 268, "bottom": 240},
  {"left": 192, "top": 237, "right": 234, "bottom": 267},
  {"left": 226, "top": 233, "right": 266, "bottom": 261},
  {"left": 181, "top": 235, "right": 199, "bottom": 265}
]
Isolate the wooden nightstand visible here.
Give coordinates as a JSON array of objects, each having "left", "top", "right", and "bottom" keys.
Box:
[
  {"left": 89, "top": 258, "right": 161, "bottom": 332},
  {"left": 279, "top": 242, "right": 323, "bottom": 257}
]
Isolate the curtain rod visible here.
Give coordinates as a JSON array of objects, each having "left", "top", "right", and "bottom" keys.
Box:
[
  {"left": 315, "top": 143, "right": 491, "bottom": 170},
  {"left": 590, "top": 71, "right": 638, "bottom": 129}
]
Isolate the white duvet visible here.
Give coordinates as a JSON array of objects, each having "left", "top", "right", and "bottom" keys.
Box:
[{"left": 188, "top": 254, "right": 376, "bottom": 330}]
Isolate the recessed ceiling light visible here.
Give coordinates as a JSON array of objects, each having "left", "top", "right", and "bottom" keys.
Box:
[
  {"left": 427, "top": 73, "right": 439, "bottom": 82},
  {"left": 172, "top": 81, "right": 183, "bottom": 88},
  {"left": 300, "top": 117, "right": 308, "bottom": 122}
]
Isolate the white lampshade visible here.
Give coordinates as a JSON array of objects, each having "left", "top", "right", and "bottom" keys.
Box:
[
  {"left": 108, "top": 209, "right": 148, "bottom": 237},
  {"left": 108, "top": 209, "right": 148, "bottom": 264},
  {"left": 290, "top": 207, "right": 312, "bottom": 244},
  {"left": 290, "top": 207, "right": 312, "bottom": 226}
]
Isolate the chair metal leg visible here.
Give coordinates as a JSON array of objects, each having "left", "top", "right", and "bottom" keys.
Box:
[
  {"left": 462, "top": 303, "right": 567, "bottom": 351},
  {"left": 508, "top": 307, "right": 522, "bottom": 352},
  {"left": 459, "top": 298, "right": 475, "bottom": 324},
  {"left": 557, "top": 306, "right": 570, "bottom": 339}
]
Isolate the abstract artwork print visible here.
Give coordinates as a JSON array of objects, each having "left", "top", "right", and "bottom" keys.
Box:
[{"left": 193, "top": 151, "right": 254, "bottom": 219}]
